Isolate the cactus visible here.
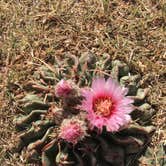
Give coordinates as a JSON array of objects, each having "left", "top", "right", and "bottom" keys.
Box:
[
  {"left": 11, "top": 53, "right": 156, "bottom": 166},
  {"left": 139, "top": 144, "right": 166, "bottom": 166}
]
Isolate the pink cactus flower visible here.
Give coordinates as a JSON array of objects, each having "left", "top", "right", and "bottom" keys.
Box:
[
  {"left": 59, "top": 117, "right": 87, "bottom": 144},
  {"left": 81, "top": 78, "right": 134, "bottom": 132},
  {"left": 55, "top": 79, "right": 72, "bottom": 97}
]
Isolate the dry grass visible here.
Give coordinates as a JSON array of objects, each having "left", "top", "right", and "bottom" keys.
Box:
[{"left": 0, "top": 0, "right": 165, "bottom": 165}]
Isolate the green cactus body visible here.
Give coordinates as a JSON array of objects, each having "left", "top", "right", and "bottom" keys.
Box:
[{"left": 11, "top": 54, "right": 157, "bottom": 166}]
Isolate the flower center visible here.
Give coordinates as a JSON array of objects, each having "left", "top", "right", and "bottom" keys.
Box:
[{"left": 93, "top": 97, "right": 112, "bottom": 117}]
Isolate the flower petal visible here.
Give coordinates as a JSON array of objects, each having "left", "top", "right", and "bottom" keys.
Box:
[{"left": 92, "top": 77, "right": 106, "bottom": 93}]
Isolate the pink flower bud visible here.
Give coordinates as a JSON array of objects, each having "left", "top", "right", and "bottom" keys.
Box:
[
  {"left": 59, "top": 117, "right": 87, "bottom": 144},
  {"left": 55, "top": 80, "right": 72, "bottom": 97}
]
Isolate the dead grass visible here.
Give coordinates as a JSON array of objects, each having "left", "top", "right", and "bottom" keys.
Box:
[{"left": 0, "top": 0, "right": 165, "bottom": 165}]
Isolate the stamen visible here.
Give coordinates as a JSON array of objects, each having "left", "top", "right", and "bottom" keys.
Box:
[{"left": 93, "top": 97, "right": 112, "bottom": 117}]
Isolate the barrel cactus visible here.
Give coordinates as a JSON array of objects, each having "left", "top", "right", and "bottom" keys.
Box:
[{"left": 11, "top": 53, "right": 156, "bottom": 166}]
